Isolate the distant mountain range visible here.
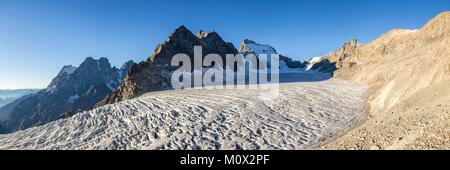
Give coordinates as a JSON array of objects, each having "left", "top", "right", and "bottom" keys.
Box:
[
  {"left": 0, "top": 26, "right": 335, "bottom": 134},
  {"left": 240, "top": 38, "right": 306, "bottom": 72},
  {"left": 0, "top": 89, "right": 40, "bottom": 108}
]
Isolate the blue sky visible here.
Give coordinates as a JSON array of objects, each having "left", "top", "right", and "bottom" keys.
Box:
[{"left": 0, "top": 0, "right": 449, "bottom": 89}]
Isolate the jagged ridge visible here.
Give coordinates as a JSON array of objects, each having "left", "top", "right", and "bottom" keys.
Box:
[{"left": 0, "top": 57, "right": 134, "bottom": 133}]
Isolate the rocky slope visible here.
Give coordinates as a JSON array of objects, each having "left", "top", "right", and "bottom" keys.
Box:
[
  {"left": 239, "top": 39, "right": 305, "bottom": 71},
  {"left": 0, "top": 57, "right": 134, "bottom": 133},
  {"left": 322, "top": 11, "right": 450, "bottom": 149},
  {"left": 1, "top": 12, "right": 447, "bottom": 150},
  {"left": 307, "top": 39, "right": 360, "bottom": 73},
  {"left": 240, "top": 39, "right": 278, "bottom": 54},
  {"left": 0, "top": 97, "right": 16, "bottom": 108},
  {"left": 0, "top": 79, "right": 368, "bottom": 150}
]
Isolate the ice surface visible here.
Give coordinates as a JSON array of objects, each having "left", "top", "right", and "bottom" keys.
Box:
[{"left": 0, "top": 74, "right": 368, "bottom": 150}]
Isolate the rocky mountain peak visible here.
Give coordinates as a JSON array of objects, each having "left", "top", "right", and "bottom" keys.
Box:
[
  {"left": 47, "top": 57, "right": 123, "bottom": 95},
  {"left": 239, "top": 39, "right": 305, "bottom": 70},
  {"left": 330, "top": 11, "right": 450, "bottom": 112},
  {"left": 198, "top": 30, "right": 238, "bottom": 56},
  {"left": 47, "top": 64, "right": 78, "bottom": 90},
  {"left": 175, "top": 25, "right": 189, "bottom": 32},
  {"left": 328, "top": 38, "right": 360, "bottom": 61},
  {"left": 196, "top": 30, "right": 209, "bottom": 38},
  {"left": 420, "top": 11, "right": 450, "bottom": 38}
]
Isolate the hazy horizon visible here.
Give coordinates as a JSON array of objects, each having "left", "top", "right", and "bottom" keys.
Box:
[{"left": 1, "top": 0, "right": 449, "bottom": 89}]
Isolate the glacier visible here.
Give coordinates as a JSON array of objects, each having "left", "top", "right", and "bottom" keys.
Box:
[{"left": 0, "top": 76, "right": 368, "bottom": 150}]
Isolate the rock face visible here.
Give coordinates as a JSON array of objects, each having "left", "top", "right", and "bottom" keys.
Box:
[
  {"left": 324, "top": 38, "right": 360, "bottom": 69},
  {"left": 240, "top": 39, "right": 278, "bottom": 54},
  {"left": 0, "top": 57, "right": 134, "bottom": 133},
  {"left": 306, "top": 39, "right": 360, "bottom": 73},
  {"left": 321, "top": 12, "right": 450, "bottom": 150},
  {"left": 98, "top": 26, "right": 239, "bottom": 105}
]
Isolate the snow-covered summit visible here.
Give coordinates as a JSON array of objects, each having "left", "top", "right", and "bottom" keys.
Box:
[
  {"left": 0, "top": 57, "right": 135, "bottom": 134},
  {"left": 61, "top": 65, "right": 78, "bottom": 75},
  {"left": 239, "top": 39, "right": 278, "bottom": 54}
]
